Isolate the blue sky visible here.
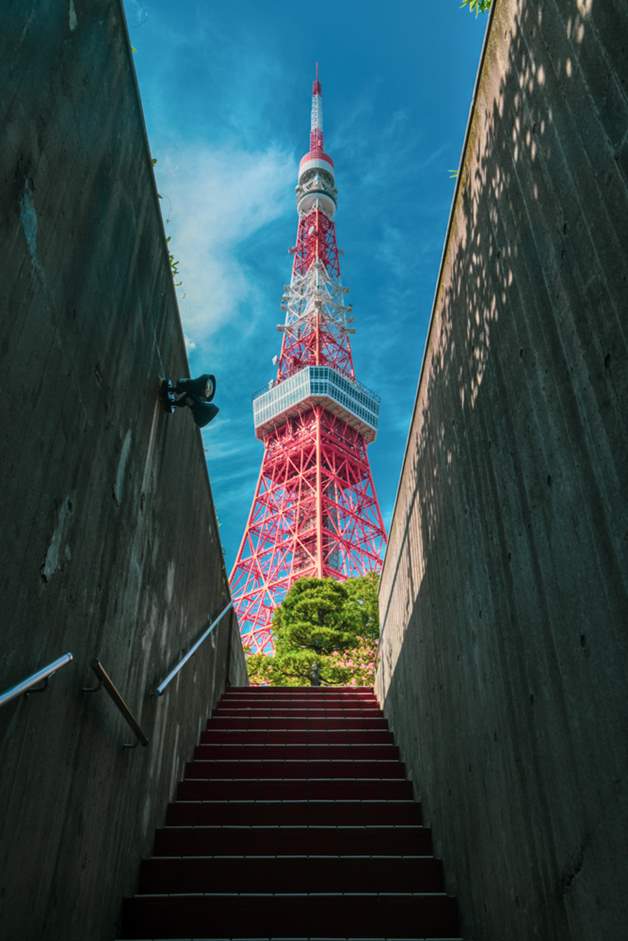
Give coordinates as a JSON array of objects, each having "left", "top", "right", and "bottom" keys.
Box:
[{"left": 124, "top": 0, "right": 487, "bottom": 568}]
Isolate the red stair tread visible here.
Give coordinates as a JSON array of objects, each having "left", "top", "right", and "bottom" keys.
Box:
[
  {"left": 176, "top": 777, "right": 415, "bottom": 800},
  {"left": 216, "top": 708, "right": 382, "bottom": 715},
  {"left": 200, "top": 728, "right": 395, "bottom": 744},
  {"left": 208, "top": 717, "right": 389, "bottom": 729},
  {"left": 138, "top": 853, "right": 443, "bottom": 893},
  {"left": 218, "top": 692, "right": 377, "bottom": 701},
  {"left": 122, "top": 893, "right": 459, "bottom": 939},
  {"left": 121, "top": 686, "right": 458, "bottom": 939},
  {"left": 193, "top": 744, "right": 399, "bottom": 760},
  {"left": 228, "top": 685, "right": 375, "bottom": 691},
  {"left": 153, "top": 824, "right": 432, "bottom": 856},
  {"left": 166, "top": 799, "right": 421, "bottom": 826},
  {"left": 185, "top": 759, "right": 406, "bottom": 779}
]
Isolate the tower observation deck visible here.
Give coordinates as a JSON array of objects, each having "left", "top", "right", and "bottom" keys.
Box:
[{"left": 230, "top": 68, "right": 387, "bottom": 654}]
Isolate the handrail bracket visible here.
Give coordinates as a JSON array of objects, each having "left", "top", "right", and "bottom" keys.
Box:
[{"left": 0, "top": 652, "right": 74, "bottom": 708}]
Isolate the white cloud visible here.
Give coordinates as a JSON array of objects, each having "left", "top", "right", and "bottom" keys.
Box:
[
  {"left": 155, "top": 145, "right": 295, "bottom": 345},
  {"left": 125, "top": 0, "right": 149, "bottom": 28}
]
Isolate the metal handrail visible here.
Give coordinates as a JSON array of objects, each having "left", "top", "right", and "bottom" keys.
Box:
[
  {"left": 155, "top": 601, "right": 233, "bottom": 696},
  {"left": 0, "top": 653, "right": 74, "bottom": 708},
  {"left": 82, "top": 659, "right": 149, "bottom": 748}
]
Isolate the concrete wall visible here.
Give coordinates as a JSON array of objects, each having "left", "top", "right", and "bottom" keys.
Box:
[
  {"left": 0, "top": 3, "right": 247, "bottom": 940},
  {"left": 376, "top": 1, "right": 627, "bottom": 940}
]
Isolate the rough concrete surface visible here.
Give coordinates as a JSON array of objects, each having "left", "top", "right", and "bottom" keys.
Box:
[
  {"left": 376, "top": 1, "right": 628, "bottom": 940},
  {"left": 0, "top": 3, "right": 247, "bottom": 940}
]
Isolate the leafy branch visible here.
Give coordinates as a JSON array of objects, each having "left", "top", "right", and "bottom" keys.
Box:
[
  {"left": 460, "top": 0, "right": 492, "bottom": 14},
  {"left": 166, "top": 237, "right": 182, "bottom": 287},
  {"left": 152, "top": 157, "right": 182, "bottom": 288}
]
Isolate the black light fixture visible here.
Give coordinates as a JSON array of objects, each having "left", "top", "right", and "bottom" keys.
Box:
[{"left": 160, "top": 374, "right": 219, "bottom": 428}]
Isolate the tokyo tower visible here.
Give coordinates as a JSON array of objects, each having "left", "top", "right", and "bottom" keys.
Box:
[{"left": 230, "top": 67, "right": 387, "bottom": 654}]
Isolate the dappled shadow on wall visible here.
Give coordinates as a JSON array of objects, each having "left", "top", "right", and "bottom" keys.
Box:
[
  {"left": 380, "top": 0, "right": 624, "bottom": 672},
  {"left": 378, "top": 0, "right": 628, "bottom": 937}
]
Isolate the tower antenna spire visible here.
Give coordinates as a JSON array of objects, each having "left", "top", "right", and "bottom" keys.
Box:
[{"left": 310, "top": 63, "right": 323, "bottom": 152}]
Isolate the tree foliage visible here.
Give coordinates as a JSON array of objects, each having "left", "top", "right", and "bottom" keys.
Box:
[
  {"left": 460, "top": 0, "right": 492, "bottom": 14},
  {"left": 247, "top": 575, "right": 380, "bottom": 687}
]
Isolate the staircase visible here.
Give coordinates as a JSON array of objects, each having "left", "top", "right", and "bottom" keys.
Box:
[{"left": 120, "top": 685, "right": 460, "bottom": 940}]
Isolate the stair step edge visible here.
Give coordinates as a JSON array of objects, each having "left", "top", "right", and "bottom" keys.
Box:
[
  {"left": 131, "top": 891, "right": 451, "bottom": 898},
  {"left": 179, "top": 777, "right": 412, "bottom": 782},
  {"left": 169, "top": 800, "right": 417, "bottom": 805},
  {"left": 144, "top": 854, "right": 438, "bottom": 861},
  {"left": 158, "top": 825, "right": 426, "bottom": 831}
]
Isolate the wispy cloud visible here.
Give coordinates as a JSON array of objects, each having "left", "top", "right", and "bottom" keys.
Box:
[
  {"left": 125, "top": 0, "right": 149, "bottom": 28},
  {"left": 202, "top": 416, "right": 259, "bottom": 461},
  {"left": 155, "top": 145, "right": 295, "bottom": 347}
]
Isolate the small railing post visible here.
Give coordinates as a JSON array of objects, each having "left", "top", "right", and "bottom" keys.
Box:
[
  {"left": 310, "top": 662, "right": 321, "bottom": 687},
  {"left": 82, "top": 659, "right": 148, "bottom": 748}
]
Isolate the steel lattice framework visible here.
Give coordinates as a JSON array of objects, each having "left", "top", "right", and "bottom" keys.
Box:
[{"left": 230, "top": 68, "right": 387, "bottom": 653}]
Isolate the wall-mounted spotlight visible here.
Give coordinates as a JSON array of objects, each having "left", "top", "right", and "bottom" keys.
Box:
[{"left": 160, "top": 374, "right": 219, "bottom": 428}]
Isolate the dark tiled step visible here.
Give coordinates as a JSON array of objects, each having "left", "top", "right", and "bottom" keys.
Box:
[
  {"left": 119, "top": 936, "right": 462, "bottom": 941},
  {"left": 215, "top": 701, "right": 380, "bottom": 707},
  {"left": 207, "top": 717, "right": 389, "bottom": 730},
  {"left": 165, "top": 799, "right": 422, "bottom": 826},
  {"left": 122, "top": 892, "right": 458, "bottom": 938},
  {"left": 218, "top": 700, "right": 379, "bottom": 709},
  {"left": 213, "top": 708, "right": 383, "bottom": 717},
  {"left": 153, "top": 825, "right": 432, "bottom": 856},
  {"left": 228, "top": 686, "right": 376, "bottom": 692},
  {"left": 185, "top": 760, "right": 406, "bottom": 779},
  {"left": 138, "top": 854, "right": 442, "bottom": 893},
  {"left": 200, "top": 729, "right": 395, "bottom": 745},
  {"left": 176, "top": 778, "right": 414, "bottom": 801},
  {"left": 217, "top": 704, "right": 381, "bottom": 712},
  {"left": 220, "top": 692, "right": 378, "bottom": 700},
  {"left": 193, "top": 744, "right": 399, "bottom": 760},
  {"left": 222, "top": 689, "right": 377, "bottom": 696}
]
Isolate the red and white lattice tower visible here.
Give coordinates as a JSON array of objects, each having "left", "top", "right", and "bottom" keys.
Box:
[{"left": 230, "top": 67, "right": 387, "bottom": 653}]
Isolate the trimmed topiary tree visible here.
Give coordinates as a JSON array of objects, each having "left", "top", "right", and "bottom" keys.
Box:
[{"left": 247, "top": 574, "right": 380, "bottom": 687}]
